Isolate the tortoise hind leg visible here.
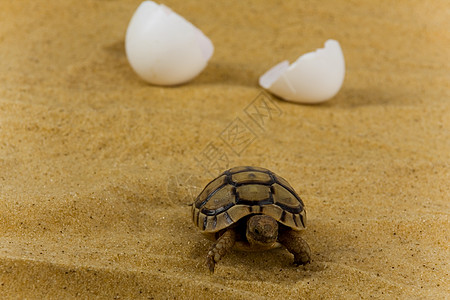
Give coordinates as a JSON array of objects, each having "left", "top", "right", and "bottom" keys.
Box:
[
  {"left": 278, "top": 229, "right": 311, "bottom": 265},
  {"left": 206, "top": 228, "right": 236, "bottom": 273}
]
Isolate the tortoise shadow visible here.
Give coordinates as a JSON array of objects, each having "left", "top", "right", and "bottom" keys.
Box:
[
  {"left": 189, "top": 240, "right": 326, "bottom": 283},
  {"left": 187, "top": 217, "right": 347, "bottom": 282}
]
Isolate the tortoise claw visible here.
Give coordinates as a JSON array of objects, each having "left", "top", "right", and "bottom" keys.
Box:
[
  {"left": 293, "top": 253, "right": 311, "bottom": 266},
  {"left": 293, "top": 259, "right": 310, "bottom": 266},
  {"left": 206, "top": 253, "right": 216, "bottom": 274}
]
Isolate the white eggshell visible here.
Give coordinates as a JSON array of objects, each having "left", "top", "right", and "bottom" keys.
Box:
[
  {"left": 125, "top": 1, "right": 214, "bottom": 85},
  {"left": 259, "top": 40, "right": 345, "bottom": 103}
]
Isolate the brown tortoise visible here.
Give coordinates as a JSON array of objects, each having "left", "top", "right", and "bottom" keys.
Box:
[{"left": 192, "top": 166, "right": 311, "bottom": 273}]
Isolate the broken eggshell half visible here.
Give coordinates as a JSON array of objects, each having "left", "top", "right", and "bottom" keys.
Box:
[
  {"left": 259, "top": 40, "right": 345, "bottom": 104},
  {"left": 125, "top": 1, "right": 214, "bottom": 86}
]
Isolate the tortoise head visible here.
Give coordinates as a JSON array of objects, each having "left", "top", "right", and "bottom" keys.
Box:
[{"left": 246, "top": 215, "right": 278, "bottom": 247}]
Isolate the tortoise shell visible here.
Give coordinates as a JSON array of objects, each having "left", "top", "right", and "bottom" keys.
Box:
[{"left": 192, "top": 166, "right": 306, "bottom": 233}]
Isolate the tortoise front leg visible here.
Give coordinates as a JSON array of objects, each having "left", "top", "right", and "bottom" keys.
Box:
[
  {"left": 206, "top": 228, "right": 236, "bottom": 273},
  {"left": 278, "top": 229, "right": 311, "bottom": 265}
]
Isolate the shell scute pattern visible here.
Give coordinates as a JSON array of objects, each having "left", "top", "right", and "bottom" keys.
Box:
[{"left": 193, "top": 166, "right": 306, "bottom": 232}]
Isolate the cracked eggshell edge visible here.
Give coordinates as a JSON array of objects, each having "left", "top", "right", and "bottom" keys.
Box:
[{"left": 259, "top": 39, "right": 345, "bottom": 104}]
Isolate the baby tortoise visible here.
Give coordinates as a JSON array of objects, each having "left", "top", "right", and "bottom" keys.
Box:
[{"left": 192, "top": 166, "right": 311, "bottom": 273}]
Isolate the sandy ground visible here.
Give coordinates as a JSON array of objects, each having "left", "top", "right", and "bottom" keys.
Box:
[{"left": 0, "top": 0, "right": 449, "bottom": 299}]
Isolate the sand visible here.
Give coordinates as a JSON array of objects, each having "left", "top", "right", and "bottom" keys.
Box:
[{"left": 0, "top": 0, "right": 449, "bottom": 298}]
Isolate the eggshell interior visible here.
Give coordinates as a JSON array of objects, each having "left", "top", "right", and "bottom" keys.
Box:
[{"left": 259, "top": 40, "right": 345, "bottom": 103}]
